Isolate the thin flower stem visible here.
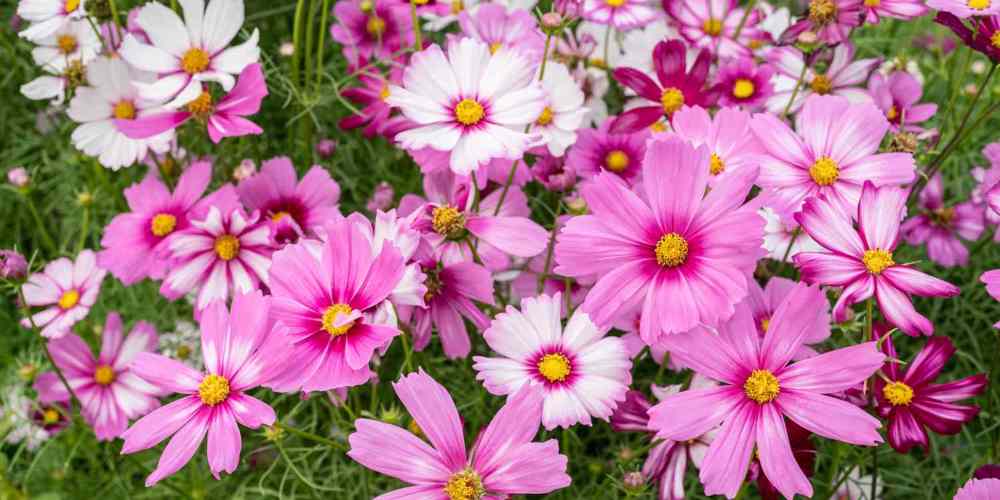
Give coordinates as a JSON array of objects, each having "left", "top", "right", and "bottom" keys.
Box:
[
  {"left": 732, "top": 0, "right": 757, "bottom": 41},
  {"left": 870, "top": 445, "right": 878, "bottom": 500},
  {"left": 108, "top": 0, "right": 123, "bottom": 41},
  {"left": 602, "top": 24, "right": 612, "bottom": 67},
  {"left": 410, "top": 0, "right": 423, "bottom": 50},
  {"left": 291, "top": 0, "right": 308, "bottom": 88},
  {"left": 782, "top": 61, "right": 809, "bottom": 118},
  {"left": 22, "top": 195, "right": 57, "bottom": 255},
  {"left": 315, "top": 0, "right": 332, "bottom": 91},
  {"left": 399, "top": 328, "right": 414, "bottom": 373},
  {"left": 537, "top": 199, "right": 565, "bottom": 294},
  {"left": 16, "top": 286, "right": 81, "bottom": 408},
  {"left": 304, "top": 0, "right": 319, "bottom": 89},
  {"left": 76, "top": 205, "right": 90, "bottom": 254},
  {"left": 273, "top": 421, "right": 347, "bottom": 450}
]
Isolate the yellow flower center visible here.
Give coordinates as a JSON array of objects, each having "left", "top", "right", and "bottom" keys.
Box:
[
  {"left": 809, "top": 156, "right": 839, "bottom": 186},
  {"left": 862, "top": 248, "right": 894, "bottom": 274},
  {"left": 58, "top": 289, "right": 80, "bottom": 310},
  {"left": 57, "top": 34, "right": 77, "bottom": 55},
  {"left": 650, "top": 121, "right": 667, "bottom": 133},
  {"left": 93, "top": 365, "right": 115, "bottom": 386},
  {"left": 744, "top": 369, "right": 780, "bottom": 403},
  {"left": 176, "top": 344, "right": 192, "bottom": 360},
  {"left": 64, "top": 0, "right": 80, "bottom": 13},
  {"left": 760, "top": 317, "right": 771, "bottom": 333},
  {"left": 271, "top": 211, "right": 290, "bottom": 222},
  {"left": 113, "top": 100, "right": 136, "bottom": 120},
  {"left": 931, "top": 207, "right": 956, "bottom": 226},
  {"left": 589, "top": 57, "right": 607, "bottom": 69},
  {"left": 709, "top": 153, "right": 725, "bottom": 176},
  {"left": 321, "top": 303, "right": 356, "bottom": 336},
  {"left": 733, "top": 78, "right": 755, "bottom": 99},
  {"left": 413, "top": 0, "right": 429, "bottom": 4},
  {"left": 537, "top": 353, "right": 571, "bottom": 382},
  {"left": 808, "top": 0, "right": 838, "bottom": 25},
  {"left": 360, "top": 0, "right": 374, "bottom": 11},
  {"left": 444, "top": 468, "right": 485, "bottom": 500},
  {"left": 606, "top": 0, "right": 625, "bottom": 6},
  {"left": 489, "top": 42, "right": 502, "bottom": 54},
  {"left": 660, "top": 87, "right": 685, "bottom": 115},
  {"left": 536, "top": 106, "right": 554, "bottom": 126},
  {"left": 198, "top": 374, "right": 230, "bottom": 406},
  {"left": 379, "top": 85, "right": 390, "bottom": 100},
  {"left": 886, "top": 105, "right": 898, "bottom": 121},
  {"left": 65, "top": 59, "right": 87, "bottom": 88},
  {"left": 42, "top": 408, "right": 60, "bottom": 425},
  {"left": 883, "top": 381, "right": 914, "bottom": 406},
  {"left": 864, "top": 0, "right": 880, "bottom": 6},
  {"left": 432, "top": 205, "right": 467, "bottom": 239},
  {"left": 454, "top": 98, "right": 485, "bottom": 126},
  {"left": 150, "top": 213, "right": 177, "bottom": 237},
  {"left": 366, "top": 15, "right": 386, "bottom": 36},
  {"left": 702, "top": 18, "right": 723, "bottom": 37},
  {"left": 655, "top": 232, "right": 689, "bottom": 267},
  {"left": 992, "top": 30, "right": 1000, "bottom": 49},
  {"left": 186, "top": 90, "right": 214, "bottom": 116},
  {"left": 969, "top": 0, "right": 990, "bottom": 9},
  {"left": 450, "top": 0, "right": 464, "bottom": 14},
  {"left": 810, "top": 74, "right": 832, "bottom": 95},
  {"left": 214, "top": 234, "right": 240, "bottom": 261},
  {"left": 604, "top": 150, "right": 630, "bottom": 173},
  {"left": 181, "top": 48, "right": 210, "bottom": 74}
]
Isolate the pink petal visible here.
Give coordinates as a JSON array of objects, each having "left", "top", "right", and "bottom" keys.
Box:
[
  {"left": 473, "top": 384, "right": 546, "bottom": 479},
  {"left": 120, "top": 395, "right": 202, "bottom": 454},
  {"left": 777, "top": 390, "right": 883, "bottom": 445},
  {"left": 874, "top": 278, "right": 934, "bottom": 336},
  {"left": 755, "top": 403, "right": 812, "bottom": 499},
  {"left": 699, "top": 400, "right": 757, "bottom": 499},
  {"left": 647, "top": 386, "right": 744, "bottom": 441},
  {"left": 207, "top": 403, "right": 241, "bottom": 479},
  {"left": 886, "top": 407, "right": 928, "bottom": 453},
  {"left": 129, "top": 352, "right": 203, "bottom": 393},
  {"left": 466, "top": 215, "right": 548, "bottom": 258},
  {"left": 857, "top": 182, "right": 907, "bottom": 250},
  {"left": 778, "top": 342, "right": 884, "bottom": 393},
  {"left": 881, "top": 266, "right": 960, "bottom": 298},
  {"left": 144, "top": 406, "right": 211, "bottom": 486},
  {"left": 347, "top": 418, "right": 452, "bottom": 485},
  {"left": 642, "top": 136, "right": 711, "bottom": 234},
  {"left": 760, "top": 283, "right": 828, "bottom": 371},
  {"left": 227, "top": 393, "right": 277, "bottom": 429},
  {"left": 392, "top": 370, "right": 468, "bottom": 470}
]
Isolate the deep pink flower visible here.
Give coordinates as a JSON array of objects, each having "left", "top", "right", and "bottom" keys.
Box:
[
  {"left": 766, "top": 43, "right": 878, "bottom": 114},
  {"left": 34, "top": 312, "right": 162, "bottom": 441},
  {"left": 983, "top": 270, "right": 1000, "bottom": 328},
  {"left": 671, "top": 105, "right": 764, "bottom": 188},
  {"left": 331, "top": 0, "right": 414, "bottom": 65},
  {"left": 347, "top": 370, "right": 572, "bottom": 498},
  {"left": 21, "top": 250, "right": 107, "bottom": 338},
  {"left": 649, "top": 284, "right": 885, "bottom": 499},
  {"left": 794, "top": 182, "right": 960, "bottom": 336},
  {"left": 901, "top": 173, "right": 984, "bottom": 268},
  {"left": 565, "top": 120, "right": 648, "bottom": 184},
  {"left": 98, "top": 161, "right": 239, "bottom": 285},
  {"left": 876, "top": 334, "right": 987, "bottom": 453},
  {"left": 782, "top": 0, "right": 862, "bottom": 44},
  {"left": 666, "top": 0, "right": 763, "bottom": 58},
  {"left": 581, "top": 0, "right": 660, "bottom": 30},
  {"left": 868, "top": 71, "right": 937, "bottom": 133},
  {"left": 0, "top": 249, "right": 27, "bottom": 279},
  {"left": 862, "top": 0, "right": 927, "bottom": 23},
  {"left": 338, "top": 56, "right": 412, "bottom": 140},
  {"left": 751, "top": 94, "right": 916, "bottom": 217},
  {"left": 455, "top": 3, "right": 546, "bottom": 62},
  {"left": 406, "top": 255, "right": 494, "bottom": 359},
  {"left": 237, "top": 157, "right": 341, "bottom": 244},
  {"left": 122, "top": 291, "right": 284, "bottom": 485},
  {"left": 936, "top": 13, "right": 1000, "bottom": 62},
  {"left": 555, "top": 136, "right": 764, "bottom": 342},
  {"left": 611, "top": 40, "right": 717, "bottom": 133},
  {"left": 715, "top": 57, "right": 775, "bottom": 109}
]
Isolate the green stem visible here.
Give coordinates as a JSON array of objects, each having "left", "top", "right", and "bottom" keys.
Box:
[
  {"left": 782, "top": 60, "right": 809, "bottom": 118},
  {"left": 315, "top": 0, "right": 332, "bottom": 91},
  {"left": 291, "top": 0, "right": 307, "bottom": 88},
  {"left": 409, "top": 0, "right": 423, "bottom": 50},
  {"left": 76, "top": 206, "right": 90, "bottom": 254},
  {"left": 108, "top": 0, "right": 123, "bottom": 42},
  {"left": 17, "top": 286, "right": 81, "bottom": 408},
  {"left": 273, "top": 421, "right": 347, "bottom": 450},
  {"left": 304, "top": 0, "right": 318, "bottom": 90},
  {"left": 870, "top": 445, "right": 879, "bottom": 500},
  {"left": 22, "top": 195, "right": 57, "bottom": 255},
  {"left": 537, "top": 200, "right": 565, "bottom": 294},
  {"left": 732, "top": 0, "right": 757, "bottom": 41},
  {"left": 602, "top": 24, "right": 612, "bottom": 67}
]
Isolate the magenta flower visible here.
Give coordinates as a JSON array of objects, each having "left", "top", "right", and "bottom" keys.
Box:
[
  {"left": 901, "top": 173, "right": 984, "bottom": 268},
  {"left": 876, "top": 334, "right": 987, "bottom": 453},
  {"left": 715, "top": 57, "right": 775, "bottom": 109},
  {"left": 611, "top": 40, "right": 717, "bottom": 133},
  {"left": 766, "top": 43, "right": 878, "bottom": 114},
  {"left": 928, "top": 0, "right": 1000, "bottom": 18},
  {"left": 666, "top": 0, "right": 763, "bottom": 58},
  {"left": 407, "top": 256, "right": 494, "bottom": 359},
  {"left": 265, "top": 218, "right": 405, "bottom": 392},
  {"left": 649, "top": 284, "right": 886, "bottom": 499},
  {"left": 671, "top": 105, "right": 764, "bottom": 188},
  {"left": 456, "top": 3, "right": 546, "bottom": 61},
  {"left": 116, "top": 63, "right": 268, "bottom": 145},
  {"left": 957, "top": 478, "right": 1000, "bottom": 499},
  {"left": 1, "top": 249, "right": 27, "bottom": 279},
  {"left": 565, "top": 120, "right": 648, "bottom": 184},
  {"left": 580, "top": 0, "right": 660, "bottom": 30},
  {"left": 751, "top": 94, "right": 916, "bottom": 217},
  {"left": 34, "top": 312, "right": 162, "bottom": 441},
  {"left": 936, "top": 13, "right": 1000, "bottom": 62},
  {"left": 237, "top": 156, "right": 341, "bottom": 244},
  {"left": 21, "top": 250, "right": 107, "bottom": 338},
  {"left": 98, "top": 161, "right": 239, "bottom": 285},
  {"left": 555, "top": 136, "right": 764, "bottom": 341},
  {"left": 338, "top": 57, "right": 412, "bottom": 140},
  {"left": 160, "top": 207, "right": 274, "bottom": 313},
  {"left": 331, "top": 0, "right": 414, "bottom": 65},
  {"left": 868, "top": 71, "right": 938, "bottom": 133},
  {"left": 783, "top": 0, "right": 862, "bottom": 44},
  {"left": 795, "top": 182, "right": 960, "bottom": 336},
  {"left": 122, "top": 291, "right": 284, "bottom": 486},
  {"left": 983, "top": 270, "right": 1000, "bottom": 328},
  {"left": 347, "top": 370, "right": 572, "bottom": 498},
  {"left": 746, "top": 276, "right": 831, "bottom": 358},
  {"left": 861, "top": 0, "right": 927, "bottom": 23}
]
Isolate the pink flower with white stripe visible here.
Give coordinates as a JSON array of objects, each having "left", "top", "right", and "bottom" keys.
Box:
[
  {"left": 34, "top": 312, "right": 163, "bottom": 441},
  {"left": 580, "top": 0, "right": 660, "bottom": 30},
  {"left": 21, "top": 250, "right": 107, "bottom": 339},
  {"left": 766, "top": 43, "right": 878, "bottom": 114}
]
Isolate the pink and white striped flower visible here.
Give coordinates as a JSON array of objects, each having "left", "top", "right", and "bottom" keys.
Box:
[
  {"left": 21, "top": 250, "right": 107, "bottom": 339},
  {"left": 17, "top": 0, "right": 88, "bottom": 41},
  {"left": 766, "top": 43, "right": 878, "bottom": 115}
]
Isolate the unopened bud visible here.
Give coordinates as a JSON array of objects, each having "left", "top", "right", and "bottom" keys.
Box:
[
  {"left": 541, "top": 12, "right": 563, "bottom": 33},
  {"left": 623, "top": 471, "right": 645, "bottom": 492},
  {"left": 7, "top": 167, "right": 29, "bottom": 188}
]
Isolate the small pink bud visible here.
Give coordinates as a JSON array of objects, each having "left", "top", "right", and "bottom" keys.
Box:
[{"left": 7, "top": 167, "right": 29, "bottom": 188}]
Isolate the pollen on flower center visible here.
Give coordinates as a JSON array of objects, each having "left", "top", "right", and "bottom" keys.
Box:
[
  {"left": 150, "top": 213, "right": 177, "bottom": 237},
  {"left": 660, "top": 87, "right": 685, "bottom": 115},
  {"left": 808, "top": 0, "right": 838, "bottom": 25},
  {"left": 58, "top": 289, "right": 80, "bottom": 310},
  {"left": 809, "top": 156, "right": 839, "bottom": 186},
  {"left": 604, "top": 150, "right": 630, "bottom": 172},
  {"left": 810, "top": 74, "right": 832, "bottom": 94},
  {"left": 271, "top": 211, "right": 290, "bottom": 222},
  {"left": 489, "top": 42, "right": 502, "bottom": 54},
  {"left": 432, "top": 205, "right": 467, "bottom": 239},
  {"left": 732, "top": 79, "right": 755, "bottom": 99},
  {"left": 992, "top": 30, "right": 1000, "bottom": 49},
  {"left": 883, "top": 381, "right": 914, "bottom": 406},
  {"left": 198, "top": 374, "right": 230, "bottom": 406},
  {"left": 214, "top": 234, "right": 240, "bottom": 261},
  {"left": 181, "top": 48, "right": 210, "bottom": 74},
  {"left": 65, "top": 59, "right": 87, "bottom": 88},
  {"left": 931, "top": 207, "right": 956, "bottom": 226},
  {"left": 57, "top": 34, "right": 77, "bottom": 54},
  {"left": 454, "top": 98, "right": 485, "bottom": 126},
  {"left": 93, "top": 365, "right": 115, "bottom": 386},
  {"left": 186, "top": 90, "right": 214, "bottom": 116},
  {"left": 321, "top": 303, "right": 356, "bottom": 336},
  {"left": 443, "top": 467, "right": 485, "bottom": 500},
  {"left": 64, "top": 0, "right": 80, "bottom": 13},
  {"left": 862, "top": 248, "right": 894, "bottom": 274},
  {"left": 451, "top": 0, "right": 464, "bottom": 14},
  {"left": 379, "top": 85, "right": 390, "bottom": 100},
  {"left": 709, "top": 153, "right": 725, "bottom": 175},
  {"left": 655, "top": 232, "right": 689, "bottom": 267},
  {"left": 113, "top": 100, "right": 136, "bottom": 120},
  {"left": 366, "top": 15, "right": 386, "bottom": 36},
  {"left": 360, "top": 0, "right": 374, "bottom": 12},
  {"left": 702, "top": 18, "right": 723, "bottom": 36},
  {"left": 864, "top": 0, "right": 880, "bottom": 6},
  {"left": 43, "top": 408, "right": 60, "bottom": 425},
  {"left": 537, "top": 353, "right": 571, "bottom": 382},
  {"left": 744, "top": 369, "right": 780, "bottom": 403},
  {"left": 536, "top": 106, "right": 554, "bottom": 126},
  {"left": 605, "top": 0, "right": 625, "bottom": 6},
  {"left": 886, "top": 105, "right": 898, "bottom": 121},
  {"left": 760, "top": 317, "right": 771, "bottom": 333},
  {"left": 968, "top": 0, "right": 990, "bottom": 9}
]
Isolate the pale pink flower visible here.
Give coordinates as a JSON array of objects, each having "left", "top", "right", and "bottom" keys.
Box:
[
  {"left": 581, "top": 0, "right": 660, "bottom": 30},
  {"left": 671, "top": 105, "right": 764, "bottom": 188},
  {"left": 456, "top": 3, "right": 546, "bottom": 62},
  {"left": 745, "top": 276, "right": 831, "bottom": 358},
  {"left": 667, "top": 0, "right": 763, "bottom": 58},
  {"left": 955, "top": 478, "right": 1000, "bottom": 500},
  {"left": 759, "top": 206, "right": 823, "bottom": 261},
  {"left": 17, "top": 0, "right": 88, "bottom": 41},
  {"left": 766, "top": 43, "right": 878, "bottom": 114},
  {"left": 21, "top": 250, "right": 106, "bottom": 338},
  {"left": 406, "top": 255, "right": 494, "bottom": 359}
]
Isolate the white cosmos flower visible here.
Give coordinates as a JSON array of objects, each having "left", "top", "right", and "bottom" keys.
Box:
[
  {"left": 760, "top": 206, "right": 822, "bottom": 261},
  {"left": 120, "top": 0, "right": 260, "bottom": 107},
  {"left": 30, "top": 19, "right": 99, "bottom": 73},
  {"left": 67, "top": 56, "right": 174, "bottom": 170},
  {"left": 17, "top": 0, "right": 87, "bottom": 42},
  {"left": 533, "top": 62, "right": 589, "bottom": 156}
]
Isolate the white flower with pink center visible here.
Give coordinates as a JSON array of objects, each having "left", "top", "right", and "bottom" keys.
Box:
[{"left": 17, "top": 0, "right": 87, "bottom": 41}]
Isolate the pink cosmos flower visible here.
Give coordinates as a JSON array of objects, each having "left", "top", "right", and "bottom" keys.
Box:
[
  {"left": 473, "top": 293, "right": 631, "bottom": 429},
  {"left": 936, "top": 13, "right": 1000, "bottom": 62},
  {"left": 121, "top": 291, "right": 284, "bottom": 486},
  {"left": 649, "top": 284, "right": 886, "bottom": 499},
  {"left": 861, "top": 0, "right": 927, "bottom": 23},
  {"left": 715, "top": 57, "right": 775, "bottom": 109},
  {"left": 265, "top": 218, "right": 405, "bottom": 392},
  {"left": 116, "top": 63, "right": 268, "bottom": 145},
  {"left": 901, "top": 173, "right": 984, "bottom": 268},
  {"left": 21, "top": 250, "right": 107, "bottom": 338},
  {"left": 456, "top": 3, "right": 546, "bottom": 61},
  {"left": 532, "top": 62, "right": 590, "bottom": 157},
  {"left": 783, "top": 0, "right": 862, "bottom": 44},
  {"left": 746, "top": 276, "right": 831, "bottom": 359},
  {"left": 983, "top": 269, "right": 1000, "bottom": 328},
  {"left": 794, "top": 182, "right": 961, "bottom": 336},
  {"left": 332, "top": 0, "right": 414, "bottom": 65},
  {"left": 580, "top": 0, "right": 659, "bottom": 30},
  {"left": 766, "top": 43, "right": 878, "bottom": 114},
  {"left": 611, "top": 40, "right": 717, "bottom": 133},
  {"left": 666, "top": 0, "right": 763, "bottom": 58},
  {"left": 876, "top": 333, "right": 987, "bottom": 453},
  {"left": 957, "top": 478, "right": 1000, "bottom": 499},
  {"left": 34, "top": 312, "right": 162, "bottom": 441},
  {"left": 387, "top": 38, "right": 546, "bottom": 175},
  {"left": 671, "top": 105, "right": 764, "bottom": 188},
  {"left": 555, "top": 136, "right": 764, "bottom": 342},
  {"left": 868, "top": 71, "right": 938, "bottom": 133},
  {"left": 928, "top": 0, "right": 1000, "bottom": 18},
  {"left": 237, "top": 157, "right": 341, "bottom": 244},
  {"left": 347, "top": 370, "right": 572, "bottom": 498},
  {"left": 751, "top": 94, "right": 916, "bottom": 217},
  {"left": 760, "top": 206, "right": 823, "bottom": 261},
  {"left": 98, "top": 161, "right": 239, "bottom": 285},
  {"left": 119, "top": 0, "right": 260, "bottom": 105},
  {"left": 531, "top": 153, "right": 578, "bottom": 191},
  {"left": 338, "top": 57, "right": 412, "bottom": 140},
  {"left": 407, "top": 256, "right": 494, "bottom": 359},
  {"left": 565, "top": 120, "right": 648, "bottom": 184},
  {"left": 160, "top": 207, "right": 274, "bottom": 313}
]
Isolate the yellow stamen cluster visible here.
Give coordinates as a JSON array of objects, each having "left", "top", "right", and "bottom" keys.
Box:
[
  {"left": 58, "top": 289, "right": 80, "bottom": 310},
  {"left": 862, "top": 249, "right": 894, "bottom": 274},
  {"left": 760, "top": 317, "right": 771, "bottom": 333},
  {"left": 709, "top": 153, "right": 725, "bottom": 176},
  {"left": 992, "top": 30, "right": 1000, "bottom": 49},
  {"left": 181, "top": 48, "right": 210, "bottom": 74},
  {"left": 660, "top": 87, "right": 685, "bottom": 115},
  {"left": 655, "top": 232, "right": 689, "bottom": 267},
  {"left": 360, "top": 0, "right": 375, "bottom": 12},
  {"left": 150, "top": 213, "right": 177, "bottom": 237},
  {"left": 809, "top": 156, "right": 839, "bottom": 186},
  {"left": 650, "top": 121, "right": 667, "bottom": 133},
  {"left": 968, "top": 0, "right": 990, "bottom": 9},
  {"left": 113, "top": 100, "right": 136, "bottom": 120},
  {"left": 94, "top": 365, "right": 115, "bottom": 386},
  {"left": 605, "top": 0, "right": 625, "bottom": 6},
  {"left": 931, "top": 207, "right": 956, "bottom": 227},
  {"left": 489, "top": 42, "right": 503, "bottom": 54},
  {"left": 65, "top": 0, "right": 80, "bottom": 13},
  {"left": 444, "top": 468, "right": 485, "bottom": 500},
  {"left": 605, "top": 150, "right": 630, "bottom": 173},
  {"left": 432, "top": 205, "right": 466, "bottom": 239},
  {"left": 732, "top": 79, "right": 755, "bottom": 99},
  {"left": 321, "top": 303, "right": 356, "bottom": 336},
  {"left": 214, "top": 234, "right": 240, "bottom": 261},
  {"left": 271, "top": 211, "right": 290, "bottom": 222},
  {"left": 537, "top": 353, "right": 571, "bottom": 383},
  {"left": 57, "top": 34, "right": 77, "bottom": 55},
  {"left": 883, "top": 381, "right": 914, "bottom": 406},
  {"left": 450, "top": 0, "right": 464, "bottom": 14},
  {"left": 43, "top": 408, "right": 60, "bottom": 425},
  {"left": 702, "top": 18, "right": 723, "bottom": 36},
  {"left": 186, "top": 90, "right": 214, "bottom": 116},
  {"left": 808, "top": 0, "right": 838, "bottom": 26},
  {"left": 379, "top": 85, "right": 390, "bottom": 101},
  {"left": 864, "top": 0, "right": 881, "bottom": 6},
  {"left": 65, "top": 59, "right": 87, "bottom": 88},
  {"left": 536, "top": 107, "right": 554, "bottom": 126},
  {"left": 454, "top": 98, "right": 485, "bottom": 126},
  {"left": 366, "top": 15, "right": 386, "bottom": 36},
  {"left": 810, "top": 74, "right": 832, "bottom": 95},
  {"left": 198, "top": 374, "right": 230, "bottom": 406},
  {"left": 744, "top": 369, "right": 780, "bottom": 403}
]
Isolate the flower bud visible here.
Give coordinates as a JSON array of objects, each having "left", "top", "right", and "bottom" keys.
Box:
[
  {"left": 316, "top": 138, "right": 337, "bottom": 158},
  {"left": 7, "top": 167, "right": 29, "bottom": 188},
  {"left": 541, "top": 12, "right": 563, "bottom": 33},
  {"left": 232, "top": 159, "right": 257, "bottom": 181},
  {"left": 1, "top": 250, "right": 27, "bottom": 280}
]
